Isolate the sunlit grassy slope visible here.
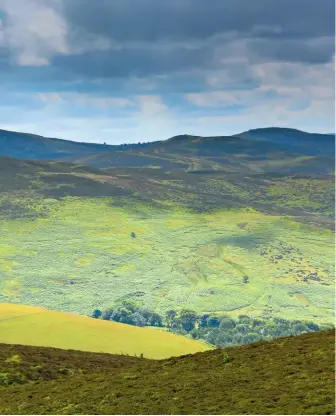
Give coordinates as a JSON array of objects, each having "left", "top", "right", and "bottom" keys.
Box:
[
  {"left": 0, "top": 303, "right": 210, "bottom": 358},
  {"left": 0, "top": 197, "right": 334, "bottom": 323}
]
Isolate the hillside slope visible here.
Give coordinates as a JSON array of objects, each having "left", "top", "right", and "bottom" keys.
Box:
[
  {"left": 0, "top": 129, "right": 119, "bottom": 160},
  {"left": 0, "top": 156, "right": 334, "bottom": 323},
  {"left": 0, "top": 329, "right": 334, "bottom": 414},
  {"left": 0, "top": 304, "right": 210, "bottom": 359}
]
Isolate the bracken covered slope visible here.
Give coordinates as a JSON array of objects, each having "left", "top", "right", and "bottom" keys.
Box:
[
  {"left": 0, "top": 329, "right": 334, "bottom": 415},
  {"left": 0, "top": 155, "right": 334, "bottom": 322}
]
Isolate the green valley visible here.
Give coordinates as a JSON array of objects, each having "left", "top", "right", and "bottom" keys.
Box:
[{"left": 0, "top": 191, "right": 334, "bottom": 324}]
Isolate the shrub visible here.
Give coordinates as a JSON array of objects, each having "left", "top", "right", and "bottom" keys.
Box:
[
  {"left": 222, "top": 352, "right": 230, "bottom": 363},
  {"left": 5, "top": 354, "right": 22, "bottom": 364}
]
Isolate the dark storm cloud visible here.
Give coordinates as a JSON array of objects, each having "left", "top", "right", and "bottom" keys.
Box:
[
  {"left": 63, "top": 0, "right": 334, "bottom": 42},
  {"left": 52, "top": 43, "right": 215, "bottom": 78},
  {"left": 53, "top": 0, "right": 335, "bottom": 80},
  {"left": 246, "top": 36, "right": 335, "bottom": 64}
]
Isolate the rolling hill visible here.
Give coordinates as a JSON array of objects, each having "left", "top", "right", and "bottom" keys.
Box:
[
  {"left": 0, "top": 303, "right": 209, "bottom": 359},
  {"left": 0, "top": 329, "right": 334, "bottom": 414},
  {"left": 236, "top": 127, "right": 335, "bottom": 155},
  {"left": 0, "top": 129, "right": 119, "bottom": 161},
  {"left": 0, "top": 127, "right": 334, "bottom": 174}
]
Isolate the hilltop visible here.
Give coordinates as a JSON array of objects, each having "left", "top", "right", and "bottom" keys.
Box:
[
  {"left": 0, "top": 329, "right": 334, "bottom": 414},
  {"left": 0, "top": 304, "right": 209, "bottom": 359},
  {"left": 0, "top": 127, "right": 334, "bottom": 174}
]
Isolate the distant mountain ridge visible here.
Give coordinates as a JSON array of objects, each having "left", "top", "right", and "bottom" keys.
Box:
[{"left": 0, "top": 127, "right": 334, "bottom": 174}]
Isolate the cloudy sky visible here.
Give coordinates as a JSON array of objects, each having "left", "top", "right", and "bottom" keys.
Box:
[{"left": 0, "top": 0, "right": 334, "bottom": 144}]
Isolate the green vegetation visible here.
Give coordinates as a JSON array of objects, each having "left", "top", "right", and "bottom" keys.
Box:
[
  {"left": 0, "top": 129, "right": 334, "bottom": 413},
  {"left": 0, "top": 304, "right": 210, "bottom": 359},
  {"left": 0, "top": 329, "right": 334, "bottom": 414},
  {"left": 94, "top": 300, "right": 332, "bottom": 347},
  {"left": 0, "top": 146, "right": 334, "bottom": 342},
  {"left": 0, "top": 195, "right": 334, "bottom": 324}
]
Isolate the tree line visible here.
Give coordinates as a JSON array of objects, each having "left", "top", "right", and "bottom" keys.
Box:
[{"left": 91, "top": 300, "right": 332, "bottom": 348}]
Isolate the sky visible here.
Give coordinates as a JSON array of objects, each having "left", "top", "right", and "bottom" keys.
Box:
[{"left": 0, "top": 0, "right": 335, "bottom": 144}]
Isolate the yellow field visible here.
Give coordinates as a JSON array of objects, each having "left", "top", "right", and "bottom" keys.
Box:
[{"left": 0, "top": 303, "right": 210, "bottom": 359}]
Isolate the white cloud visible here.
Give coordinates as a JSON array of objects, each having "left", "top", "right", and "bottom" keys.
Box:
[
  {"left": 186, "top": 91, "right": 241, "bottom": 107},
  {"left": 186, "top": 96, "right": 334, "bottom": 135},
  {"left": 136, "top": 95, "right": 169, "bottom": 116},
  {"left": 0, "top": 0, "right": 117, "bottom": 66},
  {"left": 188, "top": 60, "right": 334, "bottom": 127},
  {"left": 183, "top": 59, "right": 335, "bottom": 135},
  {"left": 0, "top": 0, "right": 69, "bottom": 66},
  {"left": 0, "top": 92, "right": 180, "bottom": 144}
]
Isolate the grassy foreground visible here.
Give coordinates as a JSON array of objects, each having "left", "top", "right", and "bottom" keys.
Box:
[
  {"left": 0, "top": 329, "right": 334, "bottom": 414},
  {"left": 0, "top": 304, "right": 209, "bottom": 359}
]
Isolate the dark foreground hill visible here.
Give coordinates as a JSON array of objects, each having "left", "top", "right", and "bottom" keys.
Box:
[{"left": 0, "top": 330, "right": 334, "bottom": 415}]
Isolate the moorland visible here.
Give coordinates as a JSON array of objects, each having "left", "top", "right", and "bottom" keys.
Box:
[{"left": 0, "top": 329, "right": 334, "bottom": 414}]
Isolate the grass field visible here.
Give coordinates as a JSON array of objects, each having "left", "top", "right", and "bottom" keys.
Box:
[
  {"left": 0, "top": 196, "right": 334, "bottom": 324},
  {"left": 0, "top": 329, "right": 334, "bottom": 414},
  {"left": 0, "top": 303, "right": 210, "bottom": 359}
]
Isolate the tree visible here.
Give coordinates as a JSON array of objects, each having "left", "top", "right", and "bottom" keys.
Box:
[
  {"left": 131, "top": 312, "right": 147, "bottom": 327},
  {"left": 274, "top": 324, "right": 291, "bottom": 337},
  {"left": 91, "top": 309, "right": 102, "bottom": 319},
  {"left": 252, "top": 319, "right": 264, "bottom": 328},
  {"left": 235, "top": 323, "right": 250, "bottom": 334},
  {"left": 102, "top": 308, "right": 115, "bottom": 320},
  {"left": 143, "top": 312, "right": 163, "bottom": 327},
  {"left": 207, "top": 315, "right": 221, "bottom": 328},
  {"left": 263, "top": 321, "right": 278, "bottom": 337},
  {"left": 165, "top": 310, "right": 177, "bottom": 328},
  {"left": 110, "top": 306, "right": 134, "bottom": 324},
  {"left": 206, "top": 328, "right": 220, "bottom": 345},
  {"left": 140, "top": 309, "right": 153, "bottom": 325},
  {"left": 179, "top": 310, "right": 198, "bottom": 332},
  {"left": 219, "top": 317, "right": 235, "bottom": 330},
  {"left": 292, "top": 322, "right": 309, "bottom": 335},
  {"left": 216, "top": 331, "right": 233, "bottom": 346},
  {"left": 199, "top": 314, "right": 210, "bottom": 328}
]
